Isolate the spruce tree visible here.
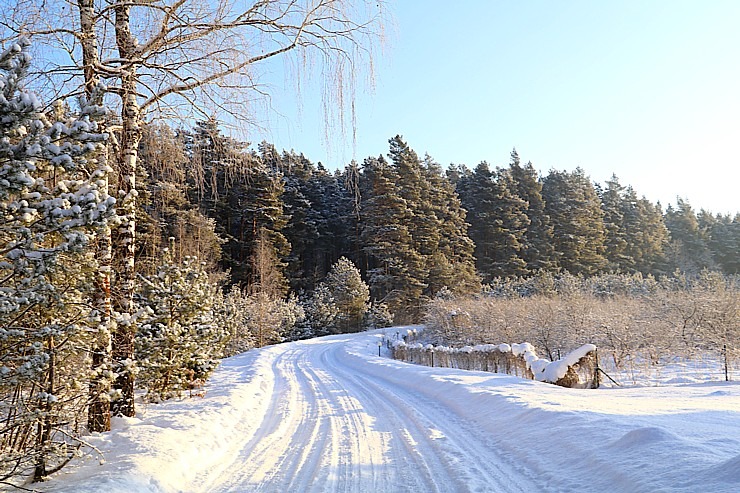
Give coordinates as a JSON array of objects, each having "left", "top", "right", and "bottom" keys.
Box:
[
  {"left": 359, "top": 155, "right": 426, "bottom": 322},
  {"left": 542, "top": 168, "right": 607, "bottom": 275},
  {"left": 507, "top": 150, "right": 556, "bottom": 273}
]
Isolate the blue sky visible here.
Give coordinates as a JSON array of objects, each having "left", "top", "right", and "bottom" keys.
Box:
[{"left": 253, "top": 1, "right": 740, "bottom": 214}]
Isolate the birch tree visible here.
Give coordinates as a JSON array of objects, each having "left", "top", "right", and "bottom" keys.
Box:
[{"left": 3, "top": 0, "right": 385, "bottom": 419}]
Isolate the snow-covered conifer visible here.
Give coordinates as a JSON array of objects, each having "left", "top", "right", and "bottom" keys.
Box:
[
  {"left": 135, "top": 247, "right": 227, "bottom": 401},
  {"left": 216, "top": 286, "right": 256, "bottom": 356},
  {"left": 301, "top": 283, "right": 339, "bottom": 337},
  {"left": 323, "top": 257, "right": 369, "bottom": 333},
  {"left": 0, "top": 38, "right": 113, "bottom": 482}
]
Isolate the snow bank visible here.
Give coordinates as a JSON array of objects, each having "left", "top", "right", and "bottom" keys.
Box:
[
  {"left": 37, "top": 329, "right": 740, "bottom": 493},
  {"left": 41, "top": 346, "right": 283, "bottom": 493}
]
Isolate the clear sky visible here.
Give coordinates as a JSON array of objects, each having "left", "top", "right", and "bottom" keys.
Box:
[{"left": 251, "top": 1, "right": 740, "bottom": 215}]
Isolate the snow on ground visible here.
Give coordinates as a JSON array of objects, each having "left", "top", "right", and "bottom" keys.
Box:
[{"left": 29, "top": 328, "right": 740, "bottom": 493}]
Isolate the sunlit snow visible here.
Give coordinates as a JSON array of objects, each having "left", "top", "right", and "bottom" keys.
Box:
[{"left": 39, "top": 329, "right": 740, "bottom": 493}]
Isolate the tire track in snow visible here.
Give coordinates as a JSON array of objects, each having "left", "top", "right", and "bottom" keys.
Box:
[
  {"left": 202, "top": 348, "right": 320, "bottom": 492},
  {"left": 285, "top": 348, "right": 388, "bottom": 492},
  {"left": 325, "top": 342, "right": 541, "bottom": 493},
  {"left": 315, "top": 347, "right": 449, "bottom": 493},
  {"left": 200, "top": 336, "right": 542, "bottom": 492}
]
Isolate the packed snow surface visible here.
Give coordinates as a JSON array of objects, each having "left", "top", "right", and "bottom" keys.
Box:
[{"left": 37, "top": 328, "right": 740, "bottom": 493}]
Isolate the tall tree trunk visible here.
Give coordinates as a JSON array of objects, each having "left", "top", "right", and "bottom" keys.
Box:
[
  {"left": 78, "top": 0, "right": 112, "bottom": 431},
  {"left": 110, "top": 1, "right": 141, "bottom": 418},
  {"left": 34, "top": 336, "right": 55, "bottom": 482},
  {"left": 88, "top": 224, "right": 112, "bottom": 430}
]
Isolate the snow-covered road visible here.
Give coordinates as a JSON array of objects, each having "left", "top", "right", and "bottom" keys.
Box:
[
  {"left": 196, "top": 337, "right": 537, "bottom": 493},
  {"left": 44, "top": 329, "right": 740, "bottom": 493}
]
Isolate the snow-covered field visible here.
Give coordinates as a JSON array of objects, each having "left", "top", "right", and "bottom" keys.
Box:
[{"left": 34, "top": 328, "right": 740, "bottom": 493}]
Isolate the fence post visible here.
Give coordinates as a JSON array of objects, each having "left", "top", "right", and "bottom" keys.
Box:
[{"left": 724, "top": 344, "right": 729, "bottom": 382}]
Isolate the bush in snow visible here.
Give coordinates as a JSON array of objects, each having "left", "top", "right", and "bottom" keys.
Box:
[
  {"left": 219, "top": 287, "right": 305, "bottom": 353},
  {"left": 424, "top": 271, "right": 739, "bottom": 383},
  {"left": 135, "top": 248, "right": 227, "bottom": 401},
  {"left": 363, "top": 300, "right": 394, "bottom": 330},
  {"left": 0, "top": 38, "right": 113, "bottom": 482}
]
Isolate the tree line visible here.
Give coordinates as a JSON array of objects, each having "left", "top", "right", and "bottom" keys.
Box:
[{"left": 177, "top": 123, "right": 737, "bottom": 316}]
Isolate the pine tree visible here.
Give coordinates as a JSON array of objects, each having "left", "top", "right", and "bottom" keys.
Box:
[
  {"left": 620, "top": 187, "right": 670, "bottom": 275},
  {"left": 388, "top": 136, "right": 480, "bottom": 296},
  {"left": 186, "top": 119, "right": 253, "bottom": 285},
  {"left": 421, "top": 156, "right": 480, "bottom": 295},
  {"left": 542, "top": 168, "right": 607, "bottom": 275},
  {"left": 302, "top": 283, "right": 339, "bottom": 337},
  {"left": 463, "top": 162, "right": 529, "bottom": 282},
  {"left": 360, "top": 155, "right": 426, "bottom": 322},
  {"left": 664, "top": 198, "right": 714, "bottom": 273},
  {"left": 281, "top": 154, "right": 355, "bottom": 293},
  {"left": 0, "top": 39, "right": 113, "bottom": 481},
  {"left": 322, "top": 257, "right": 370, "bottom": 333},
  {"left": 506, "top": 150, "right": 556, "bottom": 273},
  {"left": 703, "top": 213, "right": 740, "bottom": 274},
  {"left": 599, "top": 175, "right": 630, "bottom": 271},
  {"left": 388, "top": 136, "right": 433, "bottom": 256},
  {"left": 281, "top": 151, "right": 321, "bottom": 292},
  {"left": 135, "top": 246, "right": 227, "bottom": 401}
]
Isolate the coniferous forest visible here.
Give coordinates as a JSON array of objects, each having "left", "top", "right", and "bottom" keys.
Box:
[{"left": 1, "top": 26, "right": 739, "bottom": 485}]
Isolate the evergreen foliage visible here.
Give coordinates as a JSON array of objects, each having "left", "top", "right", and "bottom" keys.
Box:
[
  {"left": 460, "top": 161, "right": 529, "bottom": 282},
  {"left": 359, "top": 137, "right": 479, "bottom": 321},
  {"left": 135, "top": 248, "right": 227, "bottom": 401},
  {"left": 542, "top": 168, "right": 607, "bottom": 275},
  {"left": 703, "top": 213, "right": 740, "bottom": 274},
  {"left": 598, "top": 178, "right": 669, "bottom": 275},
  {"left": 0, "top": 39, "right": 113, "bottom": 481},
  {"left": 665, "top": 198, "right": 715, "bottom": 274},
  {"left": 506, "top": 150, "right": 556, "bottom": 273},
  {"left": 360, "top": 154, "right": 426, "bottom": 322},
  {"left": 301, "top": 283, "right": 340, "bottom": 337},
  {"left": 321, "top": 257, "right": 369, "bottom": 333},
  {"left": 421, "top": 156, "right": 481, "bottom": 296}
]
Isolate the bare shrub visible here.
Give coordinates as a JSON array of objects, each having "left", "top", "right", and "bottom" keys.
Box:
[{"left": 424, "top": 271, "right": 739, "bottom": 382}]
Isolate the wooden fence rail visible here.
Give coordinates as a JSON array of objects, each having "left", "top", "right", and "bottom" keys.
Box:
[{"left": 389, "top": 341, "right": 600, "bottom": 389}]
